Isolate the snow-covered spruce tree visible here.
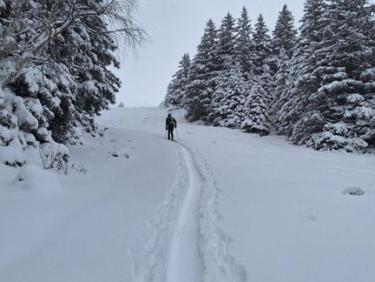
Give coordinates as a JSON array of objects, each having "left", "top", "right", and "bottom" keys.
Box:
[
  {"left": 252, "top": 14, "right": 272, "bottom": 76},
  {"left": 242, "top": 14, "right": 274, "bottom": 131},
  {"left": 242, "top": 82, "right": 272, "bottom": 136},
  {"left": 274, "top": 0, "right": 328, "bottom": 137},
  {"left": 185, "top": 19, "right": 218, "bottom": 122},
  {"left": 271, "top": 5, "right": 297, "bottom": 60},
  {"left": 271, "top": 49, "right": 291, "bottom": 117},
  {"left": 209, "top": 63, "right": 250, "bottom": 128},
  {"left": 164, "top": 53, "right": 191, "bottom": 108},
  {"left": 0, "top": 0, "right": 144, "bottom": 166},
  {"left": 270, "top": 5, "right": 297, "bottom": 116},
  {"left": 252, "top": 14, "right": 274, "bottom": 95},
  {"left": 234, "top": 7, "right": 255, "bottom": 79},
  {"left": 281, "top": 0, "right": 375, "bottom": 151},
  {"left": 208, "top": 13, "right": 239, "bottom": 125}
]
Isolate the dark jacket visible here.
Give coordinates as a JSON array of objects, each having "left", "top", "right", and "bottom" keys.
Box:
[{"left": 166, "top": 116, "right": 177, "bottom": 130}]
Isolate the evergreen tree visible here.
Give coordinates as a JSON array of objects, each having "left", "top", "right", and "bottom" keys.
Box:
[
  {"left": 215, "top": 13, "right": 237, "bottom": 70},
  {"left": 164, "top": 53, "right": 191, "bottom": 108},
  {"left": 185, "top": 19, "right": 218, "bottom": 122},
  {"left": 270, "top": 5, "right": 297, "bottom": 117},
  {"left": 271, "top": 49, "right": 292, "bottom": 118},
  {"left": 0, "top": 0, "right": 143, "bottom": 166},
  {"left": 251, "top": 14, "right": 274, "bottom": 127},
  {"left": 241, "top": 82, "right": 272, "bottom": 136},
  {"left": 274, "top": 0, "right": 328, "bottom": 136},
  {"left": 209, "top": 13, "right": 238, "bottom": 124},
  {"left": 299, "top": 0, "right": 328, "bottom": 42},
  {"left": 272, "top": 5, "right": 297, "bottom": 59},
  {"left": 280, "top": 0, "right": 375, "bottom": 151},
  {"left": 209, "top": 63, "right": 250, "bottom": 128},
  {"left": 234, "top": 7, "right": 255, "bottom": 78},
  {"left": 253, "top": 14, "right": 272, "bottom": 75}
]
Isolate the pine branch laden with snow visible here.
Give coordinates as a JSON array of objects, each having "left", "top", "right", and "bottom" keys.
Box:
[{"left": 0, "top": 0, "right": 145, "bottom": 167}]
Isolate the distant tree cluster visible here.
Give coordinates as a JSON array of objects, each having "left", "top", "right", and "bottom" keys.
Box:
[
  {"left": 164, "top": 0, "right": 375, "bottom": 152},
  {"left": 0, "top": 0, "right": 144, "bottom": 166}
]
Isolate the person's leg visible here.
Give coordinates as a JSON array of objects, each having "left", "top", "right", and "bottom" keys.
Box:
[
  {"left": 168, "top": 128, "right": 172, "bottom": 140},
  {"left": 171, "top": 129, "right": 174, "bottom": 141}
]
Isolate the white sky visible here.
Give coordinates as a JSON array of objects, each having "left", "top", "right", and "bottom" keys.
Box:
[{"left": 113, "top": 0, "right": 305, "bottom": 107}]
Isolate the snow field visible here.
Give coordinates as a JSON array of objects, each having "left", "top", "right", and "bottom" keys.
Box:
[{"left": 1, "top": 106, "right": 374, "bottom": 282}]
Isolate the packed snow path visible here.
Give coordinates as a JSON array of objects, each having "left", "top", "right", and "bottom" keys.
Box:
[
  {"left": 166, "top": 144, "right": 203, "bottom": 282},
  {"left": 130, "top": 140, "right": 246, "bottom": 282}
]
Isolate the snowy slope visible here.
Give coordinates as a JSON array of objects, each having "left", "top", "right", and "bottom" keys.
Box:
[{"left": 1, "top": 107, "right": 374, "bottom": 282}]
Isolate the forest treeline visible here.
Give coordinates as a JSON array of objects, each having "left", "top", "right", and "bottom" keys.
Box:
[{"left": 164, "top": 0, "right": 375, "bottom": 152}]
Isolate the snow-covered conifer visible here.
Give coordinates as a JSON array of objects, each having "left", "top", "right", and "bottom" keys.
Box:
[
  {"left": 185, "top": 20, "right": 218, "bottom": 122},
  {"left": 209, "top": 63, "right": 250, "bottom": 128},
  {"left": 241, "top": 82, "right": 272, "bottom": 136},
  {"left": 234, "top": 7, "right": 255, "bottom": 79},
  {"left": 271, "top": 5, "right": 297, "bottom": 59},
  {"left": 208, "top": 13, "right": 239, "bottom": 124},
  {"left": 253, "top": 14, "right": 272, "bottom": 75},
  {"left": 280, "top": 0, "right": 375, "bottom": 151},
  {"left": 269, "top": 5, "right": 297, "bottom": 90},
  {"left": 164, "top": 54, "right": 191, "bottom": 108},
  {"left": 215, "top": 13, "right": 237, "bottom": 69},
  {"left": 274, "top": 0, "right": 328, "bottom": 136},
  {"left": 0, "top": 0, "right": 144, "bottom": 166}
]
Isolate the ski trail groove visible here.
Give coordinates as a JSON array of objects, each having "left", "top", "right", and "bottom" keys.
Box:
[
  {"left": 178, "top": 142, "right": 248, "bottom": 282},
  {"left": 130, "top": 140, "right": 247, "bottom": 282},
  {"left": 166, "top": 145, "right": 204, "bottom": 282}
]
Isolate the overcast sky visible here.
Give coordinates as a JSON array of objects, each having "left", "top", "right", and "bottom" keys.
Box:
[{"left": 114, "top": 0, "right": 306, "bottom": 107}]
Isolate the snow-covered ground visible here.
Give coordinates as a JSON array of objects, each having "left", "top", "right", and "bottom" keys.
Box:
[{"left": 1, "top": 107, "right": 374, "bottom": 282}]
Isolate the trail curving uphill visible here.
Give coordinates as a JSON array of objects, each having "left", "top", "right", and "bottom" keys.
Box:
[
  {"left": 130, "top": 141, "right": 247, "bottom": 282},
  {"left": 166, "top": 144, "right": 203, "bottom": 282}
]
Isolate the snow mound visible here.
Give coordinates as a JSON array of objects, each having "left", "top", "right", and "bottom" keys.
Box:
[
  {"left": 13, "top": 164, "right": 62, "bottom": 194},
  {"left": 0, "top": 138, "right": 27, "bottom": 166},
  {"left": 343, "top": 187, "right": 365, "bottom": 196}
]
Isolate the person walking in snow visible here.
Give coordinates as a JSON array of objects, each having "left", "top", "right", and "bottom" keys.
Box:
[{"left": 165, "top": 113, "right": 177, "bottom": 141}]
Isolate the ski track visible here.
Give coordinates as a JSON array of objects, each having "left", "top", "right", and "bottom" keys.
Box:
[
  {"left": 130, "top": 140, "right": 247, "bottom": 282},
  {"left": 166, "top": 144, "right": 203, "bottom": 282}
]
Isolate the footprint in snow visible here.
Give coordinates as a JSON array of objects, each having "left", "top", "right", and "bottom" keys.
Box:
[
  {"left": 343, "top": 187, "right": 365, "bottom": 196},
  {"left": 110, "top": 148, "right": 130, "bottom": 159}
]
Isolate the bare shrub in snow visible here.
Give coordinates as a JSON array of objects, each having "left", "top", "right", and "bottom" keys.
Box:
[{"left": 39, "top": 144, "right": 69, "bottom": 174}]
